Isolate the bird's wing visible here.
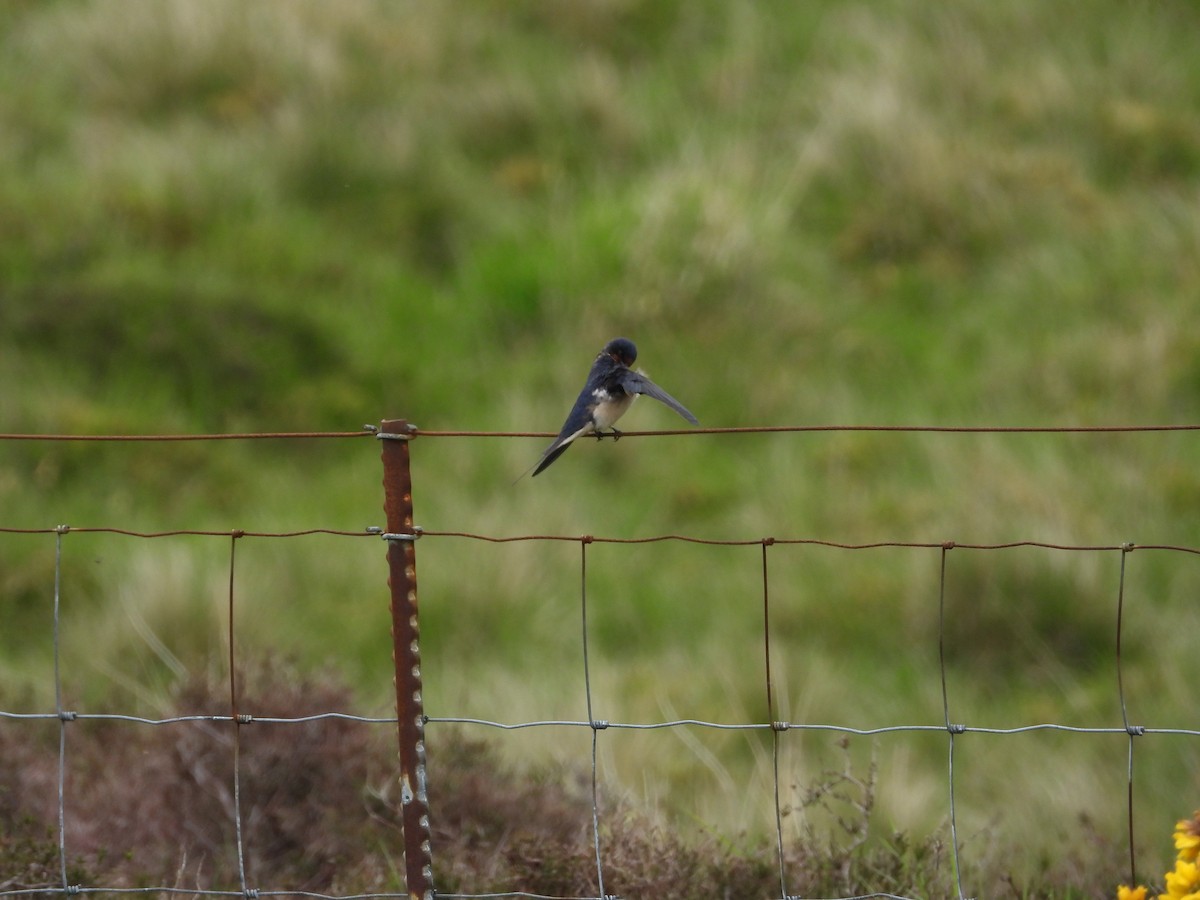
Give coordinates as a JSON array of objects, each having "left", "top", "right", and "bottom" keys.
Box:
[{"left": 616, "top": 370, "right": 699, "bottom": 425}]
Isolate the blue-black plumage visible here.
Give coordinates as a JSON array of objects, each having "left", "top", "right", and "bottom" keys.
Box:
[{"left": 531, "top": 337, "right": 698, "bottom": 477}]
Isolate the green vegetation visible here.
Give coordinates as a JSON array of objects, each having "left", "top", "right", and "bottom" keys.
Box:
[{"left": 2, "top": 1, "right": 1199, "bottom": 896}]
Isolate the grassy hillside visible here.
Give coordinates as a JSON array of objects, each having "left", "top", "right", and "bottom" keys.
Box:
[{"left": 2, "top": 1, "right": 1200, "bottom": 894}]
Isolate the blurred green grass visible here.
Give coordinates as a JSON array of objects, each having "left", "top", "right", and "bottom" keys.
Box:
[{"left": 2, "top": 0, "right": 1200, "bottom": 888}]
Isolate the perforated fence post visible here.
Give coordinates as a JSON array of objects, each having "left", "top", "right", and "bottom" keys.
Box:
[{"left": 379, "top": 419, "right": 434, "bottom": 900}]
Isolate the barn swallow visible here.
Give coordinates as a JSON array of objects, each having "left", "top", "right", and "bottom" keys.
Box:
[{"left": 531, "top": 337, "right": 699, "bottom": 477}]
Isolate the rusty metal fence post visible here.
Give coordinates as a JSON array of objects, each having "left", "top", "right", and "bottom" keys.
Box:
[{"left": 379, "top": 419, "right": 434, "bottom": 900}]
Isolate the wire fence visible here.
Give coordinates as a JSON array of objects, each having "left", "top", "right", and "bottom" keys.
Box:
[{"left": 1, "top": 422, "right": 1198, "bottom": 900}]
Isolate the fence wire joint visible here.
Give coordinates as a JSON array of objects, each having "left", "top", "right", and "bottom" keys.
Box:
[
  {"left": 382, "top": 528, "right": 422, "bottom": 542},
  {"left": 376, "top": 423, "right": 418, "bottom": 441}
]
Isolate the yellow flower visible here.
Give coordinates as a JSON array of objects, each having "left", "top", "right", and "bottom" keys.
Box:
[
  {"left": 1175, "top": 813, "right": 1200, "bottom": 863},
  {"left": 1161, "top": 858, "right": 1200, "bottom": 900},
  {"left": 1118, "top": 885, "right": 1148, "bottom": 900}
]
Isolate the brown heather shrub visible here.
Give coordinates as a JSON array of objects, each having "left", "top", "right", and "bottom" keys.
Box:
[
  {"left": 0, "top": 660, "right": 1007, "bottom": 898},
  {"left": 0, "top": 661, "right": 392, "bottom": 894}
]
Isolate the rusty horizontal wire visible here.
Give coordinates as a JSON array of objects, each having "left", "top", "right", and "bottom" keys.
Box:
[
  {"left": 1, "top": 422, "right": 1197, "bottom": 443},
  {"left": 411, "top": 422, "right": 1200, "bottom": 437},
  {"left": 415, "top": 531, "right": 1200, "bottom": 554},
  {"left": 0, "top": 430, "right": 374, "bottom": 441},
  {"left": 0, "top": 526, "right": 376, "bottom": 538},
  {"left": 6, "top": 526, "right": 1197, "bottom": 554}
]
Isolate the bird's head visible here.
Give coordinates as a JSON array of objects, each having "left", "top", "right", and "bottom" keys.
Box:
[{"left": 603, "top": 337, "right": 637, "bottom": 367}]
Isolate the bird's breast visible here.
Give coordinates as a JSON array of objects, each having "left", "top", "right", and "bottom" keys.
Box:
[{"left": 590, "top": 388, "right": 635, "bottom": 429}]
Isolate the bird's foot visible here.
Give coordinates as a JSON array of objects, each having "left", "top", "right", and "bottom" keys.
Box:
[{"left": 594, "top": 427, "right": 623, "bottom": 442}]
